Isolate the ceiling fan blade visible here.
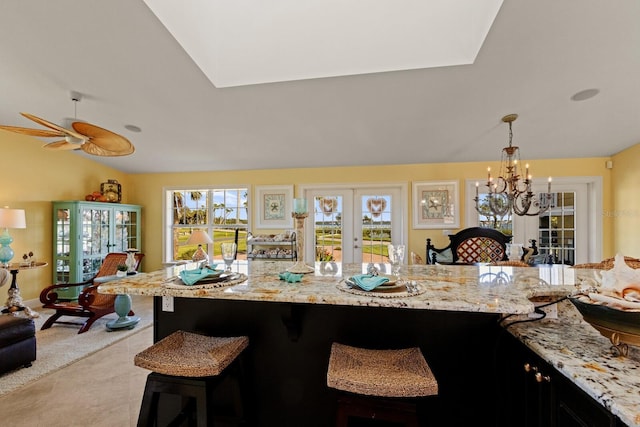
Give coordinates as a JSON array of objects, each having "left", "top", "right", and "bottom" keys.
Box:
[
  {"left": 0, "top": 124, "right": 64, "bottom": 138},
  {"left": 21, "top": 112, "right": 87, "bottom": 141},
  {"left": 80, "top": 142, "right": 132, "bottom": 157},
  {"left": 42, "top": 140, "right": 81, "bottom": 151},
  {"left": 72, "top": 122, "right": 135, "bottom": 156}
]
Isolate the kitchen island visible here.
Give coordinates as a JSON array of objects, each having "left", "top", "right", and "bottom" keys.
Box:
[{"left": 99, "top": 261, "right": 637, "bottom": 426}]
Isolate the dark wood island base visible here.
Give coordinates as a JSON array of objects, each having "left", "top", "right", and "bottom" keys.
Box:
[{"left": 154, "top": 296, "right": 502, "bottom": 426}]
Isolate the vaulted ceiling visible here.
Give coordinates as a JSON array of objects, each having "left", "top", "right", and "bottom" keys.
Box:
[{"left": 1, "top": 0, "right": 639, "bottom": 174}]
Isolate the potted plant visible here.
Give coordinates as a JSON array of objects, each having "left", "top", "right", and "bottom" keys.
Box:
[{"left": 116, "top": 264, "right": 128, "bottom": 277}]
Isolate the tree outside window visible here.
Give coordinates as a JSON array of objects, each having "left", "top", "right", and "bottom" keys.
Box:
[
  {"left": 169, "top": 188, "right": 248, "bottom": 262},
  {"left": 476, "top": 193, "right": 512, "bottom": 236}
]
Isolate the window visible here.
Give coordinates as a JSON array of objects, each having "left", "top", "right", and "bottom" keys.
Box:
[
  {"left": 537, "top": 191, "right": 576, "bottom": 265},
  {"left": 475, "top": 192, "right": 513, "bottom": 236},
  {"left": 465, "top": 177, "right": 602, "bottom": 264},
  {"left": 164, "top": 187, "right": 248, "bottom": 263}
]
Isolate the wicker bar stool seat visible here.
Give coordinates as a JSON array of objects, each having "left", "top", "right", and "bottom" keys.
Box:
[
  {"left": 327, "top": 342, "right": 438, "bottom": 426},
  {"left": 135, "top": 330, "right": 249, "bottom": 427}
]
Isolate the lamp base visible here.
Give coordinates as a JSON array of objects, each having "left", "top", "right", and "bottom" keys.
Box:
[
  {"left": 2, "top": 270, "right": 40, "bottom": 319},
  {"left": 192, "top": 245, "right": 209, "bottom": 265},
  {"left": 287, "top": 261, "right": 314, "bottom": 274}
]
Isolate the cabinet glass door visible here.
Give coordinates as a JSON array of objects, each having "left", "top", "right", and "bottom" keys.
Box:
[
  {"left": 81, "top": 207, "right": 111, "bottom": 281},
  {"left": 114, "top": 208, "right": 139, "bottom": 251},
  {"left": 54, "top": 208, "right": 72, "bottom": 284}
]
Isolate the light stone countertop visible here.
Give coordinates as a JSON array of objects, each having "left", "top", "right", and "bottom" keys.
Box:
[
  {"left": 98, "top": 260, "right": 639, "bottom": 426},
  {"left": 507, "top": 300, "right": 640, "bottom": 427},
  {"left": 98, "top": 260, "right": 582, "bottom": 314}
]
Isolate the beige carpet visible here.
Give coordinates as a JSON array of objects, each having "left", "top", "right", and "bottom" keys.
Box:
[{"left": 0, "top": 295, "right": 153, "bottom": 397}]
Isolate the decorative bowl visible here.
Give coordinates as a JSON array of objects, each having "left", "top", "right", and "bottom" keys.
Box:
[{"left": 569, "top": 296, "right": 640, "bottom": 354}]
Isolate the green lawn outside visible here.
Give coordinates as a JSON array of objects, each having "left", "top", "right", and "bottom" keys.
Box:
[
  {"left": 315, "top": 232, "right": 390, "bottom": 256},
  {"left": 176, "top": 229, "right": 390, "bottom": 261},
  {"left": 176, "top": 229, "right": 248, "bottom": 260}
]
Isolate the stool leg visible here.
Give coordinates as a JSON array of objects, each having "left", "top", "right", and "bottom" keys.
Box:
[
  {"left": 136, "top": 368, "right": 247, "bottom": 427},
  {"left": 194, "top": 385, "right": 210, "bottom": 427},
  {"left": 334, "top": 394, "right": 422, "bottom": 427},
  {"left": 335, "top": 401, "right": 350, "bottom": 427},
  {"left": 230, "top": 356, "right": 247, "bottom": 424},
  {"left": 137, "top": 373, "right": 160, "bottom": 427}
]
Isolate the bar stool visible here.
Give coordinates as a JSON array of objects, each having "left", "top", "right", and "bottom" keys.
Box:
[
  {"left": 327, "top": 342, "right": 438, "bottom": 427},
  {"left": 134, "top": 330, "right": 249, "bottom": 427}
]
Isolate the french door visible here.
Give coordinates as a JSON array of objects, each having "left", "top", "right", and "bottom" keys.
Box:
[
  {"left": 466, "top": 177, "right": 602, "bottom": 264},
  {"left": 300, "top": 185, "right": 406, "bottom": 264},
  {"left": 514, "top": 182, "right": 589, "bottom": 265}
]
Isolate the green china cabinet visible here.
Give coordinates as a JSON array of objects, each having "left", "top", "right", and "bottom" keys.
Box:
[{"left": 52, "top": 201, "right": 142, "bottom": 299}]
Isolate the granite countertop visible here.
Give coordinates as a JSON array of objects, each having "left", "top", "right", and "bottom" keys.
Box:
[
  {"left": 507, "top": 299, "right": 640, "bottom": 427},
  {"left": 98, "top": 260, "right": 581, "bottom": 314},
  {"left": 98, "top": 260, "right": 639, "bottom": 426}
]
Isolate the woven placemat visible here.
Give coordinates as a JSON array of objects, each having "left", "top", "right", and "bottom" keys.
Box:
[
  {"left": 336, "top": 281, "right": 425, "bottom": 298},
  {"left": 163, "top": 273, "right": 248, "bottom": 290}
]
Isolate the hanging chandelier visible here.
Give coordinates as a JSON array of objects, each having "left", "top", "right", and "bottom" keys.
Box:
[{"left": 474, "top": 114, "right": 553, "bottom": 217}]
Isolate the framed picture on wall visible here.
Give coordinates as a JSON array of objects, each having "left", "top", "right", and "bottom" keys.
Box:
[
  {"left": 412, "top": 181, "right": 460, "bottom": 229},
  {"left": 255, "top": 185, "right": 294, "bottom": 229}
]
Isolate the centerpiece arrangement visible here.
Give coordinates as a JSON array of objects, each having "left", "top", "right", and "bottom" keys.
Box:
[{"left": 570, "top": 254, "right": 640, "bottom": 356}]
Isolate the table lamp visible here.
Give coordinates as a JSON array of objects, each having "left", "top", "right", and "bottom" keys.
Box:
[
  {"left": 0, "top": 207, "right": 26, "bottom": 267},
  {"left": 186, "top": 230, "right": 213, "bottom": 264}
]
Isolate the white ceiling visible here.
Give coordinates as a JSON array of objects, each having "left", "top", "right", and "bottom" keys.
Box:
[
  {"left": 142, "top": 0, "right": 503, "bottom": 88},
  {"left": 0, "top": 0, "right": 639, "bottom": 175}
]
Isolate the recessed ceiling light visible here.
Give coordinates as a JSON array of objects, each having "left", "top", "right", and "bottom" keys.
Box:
[
  {"left": 125, "top": 124, "right": 142, "bottom": 133},
  {"left": 571, "top": 88, "right": 600, "bottom": 101}
]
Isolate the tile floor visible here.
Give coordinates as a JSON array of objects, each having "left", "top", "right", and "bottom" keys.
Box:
[{"left": 0, "top": 325, "right": 153, "bottom": 427}]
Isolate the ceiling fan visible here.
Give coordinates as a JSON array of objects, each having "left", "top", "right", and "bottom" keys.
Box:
[{"left": 0, "top": 92, "right": 134, "bottom": 157}]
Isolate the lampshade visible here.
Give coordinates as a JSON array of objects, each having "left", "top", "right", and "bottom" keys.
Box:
[
  {"left": 186, "top": 230, "right": 213, "bottom": 246},
  {"left": 0, "top": 207, "right": 26, "bottom": 267},
  {"left": 186, "top": 230, "right": 212, "bottom": 264},
  {"left": 0, "top": 208, "right": 26, "bottom": 229}
]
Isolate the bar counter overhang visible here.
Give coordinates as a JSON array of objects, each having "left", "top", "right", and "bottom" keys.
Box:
[{"left": 98, "top": 262, "right": 609, "bottom": 426}]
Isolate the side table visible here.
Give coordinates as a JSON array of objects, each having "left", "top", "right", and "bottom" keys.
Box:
[
  {"left": 1, "top": 262, "right": 47, "bottom": 318},
  {"left": 94, "top": 274, "right": 140, "bottom": 331}
]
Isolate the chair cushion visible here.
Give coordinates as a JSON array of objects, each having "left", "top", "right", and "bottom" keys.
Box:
[
  {"left": 428, "top": 247, "right": 453, "bottom": 264},
  {"left": 456, "top": 237, "right": 505, "bottom": 264},
  {"left": 0, "top": 315, "right": 35, "bottom": 347}
]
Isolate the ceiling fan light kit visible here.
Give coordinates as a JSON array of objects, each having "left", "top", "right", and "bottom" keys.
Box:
[{"left": 0, "top": 92, "right": 135, "bottom": 157}]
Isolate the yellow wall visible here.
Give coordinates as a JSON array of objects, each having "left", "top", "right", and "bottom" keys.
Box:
[
  {"left": 131, "top": 157, "right": 615, "bottom": 272},
  {"left": 611, "top": 143, "right": 640, "bottom": 256},
  {"left": 1, "top": 131, "right": 133, "bottom": 300},
  {"left": 2, "top": 129, "right": 628, "bottom": 300}
]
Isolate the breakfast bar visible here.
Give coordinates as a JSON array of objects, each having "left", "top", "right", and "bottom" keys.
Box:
[{"left": 99, "top": 261, "right": 638, "bottom": 426}]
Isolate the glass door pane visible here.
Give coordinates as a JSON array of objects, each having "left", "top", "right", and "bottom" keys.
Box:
[
  {"left": 55, "top": 208, "right": 71, "bottom": 283},
  {"left": 114, "top": 209, "right": 138, "bottom": 252},
  {"left": 314, "top": 195, "right": 344, "bottom": 262},
  {"left": 359, "top": 194, "right": 392, "bottom": 263},
  {"left": 307, "top": 186, "right": 403, "bottom": 264},
  {"left": 538, "top": 192, "right": 576, "bottom": 265},
  {"left": 81, "top": 207, "right": 110, "bottom": 280}
]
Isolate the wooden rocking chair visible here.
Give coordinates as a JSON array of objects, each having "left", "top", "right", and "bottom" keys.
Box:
[{"left": 39, "top": 252, "right": 144, "bottom": 334}]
